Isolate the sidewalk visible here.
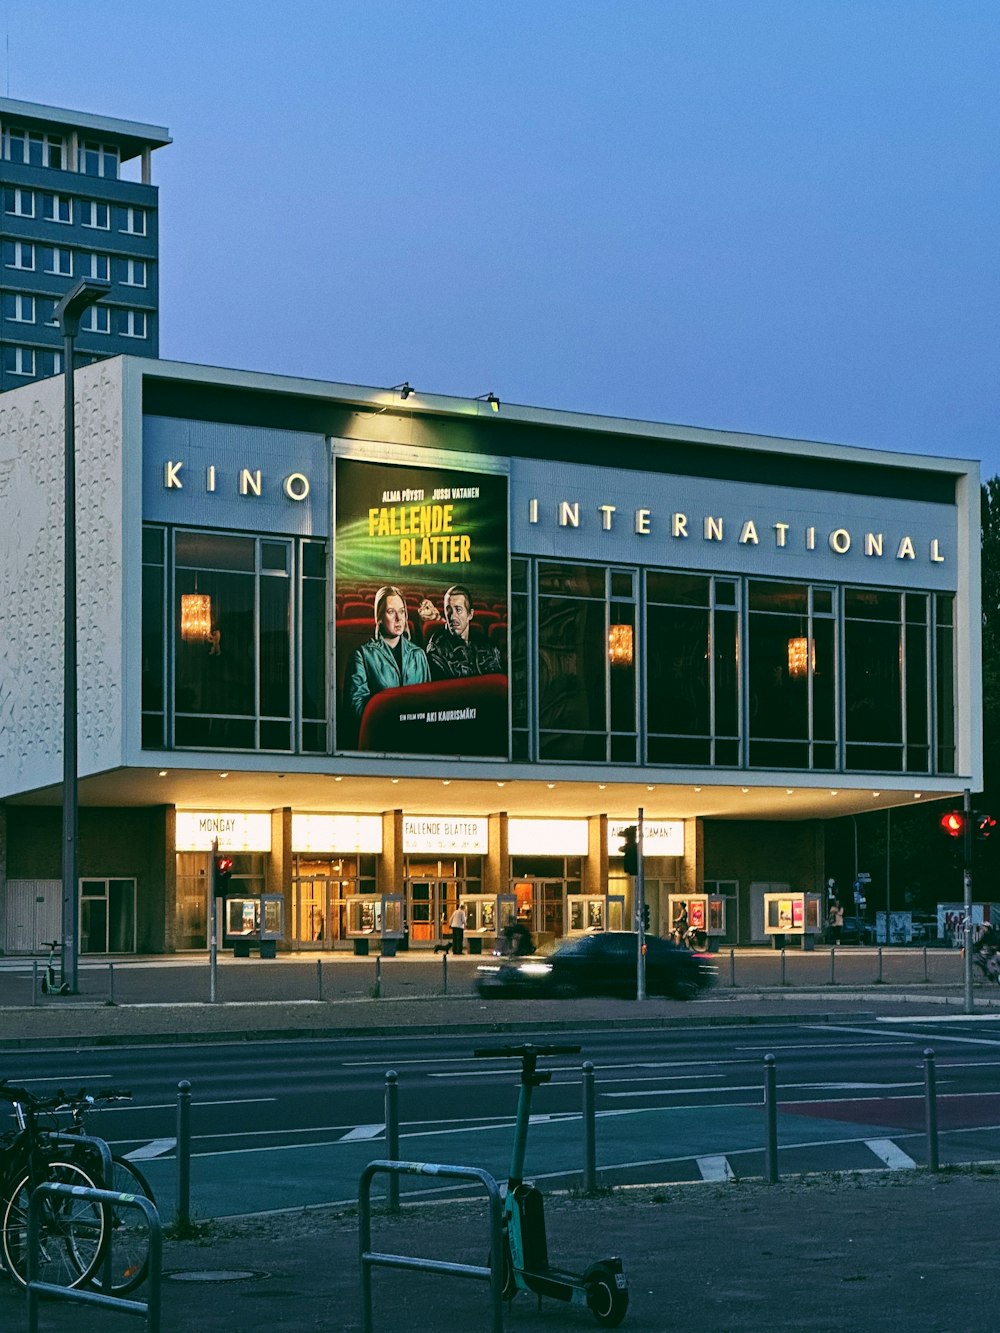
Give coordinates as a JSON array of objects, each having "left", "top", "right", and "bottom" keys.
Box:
[{"left": 4, "top": 1169, "right": 993, "bottom": 1330}]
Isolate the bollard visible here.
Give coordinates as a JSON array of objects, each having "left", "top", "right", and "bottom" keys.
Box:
[
  {"left": 877, "top": 946, "right": 884, "bottom": 984},
  {"left": 176, "top": 1080, "right": 192, "bottom": 1229},
  {"left": 923, "top": 946, "right": 929, "bottom": 984},
  {"left": 385, "top": 1071, "right": 400, "bottom": 1212},
  {"left": 763, "top": 1054, "right": 779, "bottom": 1183},
  {"left": 108, "top": 961, "right": 115, "bottom": 1006},
  {"left": 729, "top": 947, "right": 736, "bottom": 988},
  {"left": 830, "top": 946, "right": 836, "bottom": 986},
  {"left": 316, "top": 958, "right": 323, "bottom": 1002},
  {"left": 442, "top": 951, "right": 448, "bottom": 995},
  {"left": 924, "top": 1048, "right": 939, "bottom": 1172},
  {"left": 32, "top": 958, "right": 38, "bottom": 1008},
  {"left": 582, "top": 1061, "right": 597, "bottom": 1194},
  {"left": 780, "top": 948, "right": 786, "bottom": 987},
  {"left": 374, "top": 955, "right": 381, "bottom": 998}
]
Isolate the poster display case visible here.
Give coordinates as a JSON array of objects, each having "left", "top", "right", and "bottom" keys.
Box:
[
  {"left": 763, "top": 892, "right": 823, "bottom": 948},
  {"left": 346, "top": 894, "right": 404, "bottom": 954},
  {"left": 223, "top": 893, "right": 284, "bottom": 958}
]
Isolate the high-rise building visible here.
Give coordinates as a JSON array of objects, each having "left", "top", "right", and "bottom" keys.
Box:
[{"left": 0, "top": 96, "right": 170, "bottom": 391}]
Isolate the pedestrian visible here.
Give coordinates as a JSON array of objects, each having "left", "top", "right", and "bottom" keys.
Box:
[
  {"left": 449, "top": 903, "right": 467, "bottom": 955},
  {"left": 827, "top": 899, "right": 844, "bottom": 945}
]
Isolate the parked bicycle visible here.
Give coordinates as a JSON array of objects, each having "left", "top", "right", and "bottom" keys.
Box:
[
  {"left": 49, "top": 1087, "right": 155, "bottom": 1295},
  {"left": 0, "top": 1080, "right": 105, "bottom": 1289}
]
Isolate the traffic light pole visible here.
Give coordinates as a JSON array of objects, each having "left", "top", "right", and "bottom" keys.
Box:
[
  {"left": 636, "top": 807, "right": 646, "bottom": 1002},
  {"left": 963, "top": 787, "right": 973, "bottom": 1016}
]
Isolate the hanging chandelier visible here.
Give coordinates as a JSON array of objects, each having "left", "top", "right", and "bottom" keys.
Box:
[{"left": 180, "top": 593, "right": 213, "bottom": 643}]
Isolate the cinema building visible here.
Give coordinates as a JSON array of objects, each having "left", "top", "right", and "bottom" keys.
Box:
[{"left": 0, "top": 357, "right": 981, "bottom": 955}]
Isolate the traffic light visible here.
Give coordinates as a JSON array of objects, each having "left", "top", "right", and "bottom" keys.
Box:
[
  {"left": 939, "top": 811, "right": 966, "bottom": 839},
  {"left": 213, "top": 855, "right": 234, "bottom": 896},
  {"left": 621, "top": 825, "right": 638, "bottom": 876},
  {"left": 642, "top": 902, "right": 650, "bottom": 931},
  {"left": 976, "top": 813, "right": 997, "bottom": 841}
]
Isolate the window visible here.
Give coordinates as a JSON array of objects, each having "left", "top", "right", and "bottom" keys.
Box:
[
  {"left": 144, "top": 528, "right": 327, "bottom": 754},
  {"left": 83, "top": 305, "right": 110, "bottom": 334},
  {"left": 42, "top": 245, "right": 72, "bottom": 276},
  {"left": 3, "top": 240, "right": 35, "bottom": 270},
  {"left": 2, "top": 294, "right": 35, "bottom": 324},
  {"left": 120, "top": 258, "right": 147, "bottom": 287},
  {"left": 37, "top": 349, "right": 63, "bottom": 376},
  {"left": 2, "top": 128, "right": 62, "bottom": 167},
  {"left": 41, "top": 193, "right": 72, "bottom": 223},
  {"left": 42, "top": 298, "right": 59, "bottom": 327},
  {"left": 79, "top": 141, "right": 120, "bottom": 178},
  {"left": 119, "top": 206, "right": 147, "bottom": 236},
  {"left": 646, "top": 572, "right": 740, "bottom": 766},
  {"left": 81, "top": 200, "right": 110, "bottom": 230},
  {"left": 84, "top": 253, "right": 110, "bottom": 281},
  {"left": 3, "top": 187, "right": 34, "bottom": 217},
  {"left": 118, "top": 309, "right": 147, "bottom": 339},
  {"left": 3, "top": 346, "right": 35, "bottom": 376}
]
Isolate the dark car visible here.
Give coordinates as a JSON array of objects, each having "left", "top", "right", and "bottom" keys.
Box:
[
  {"left": 839, "top": 915, "right": 876, "bottom": 945},
  {"left": 474, "top": 930, "right": 716, "bottom": 1001}
]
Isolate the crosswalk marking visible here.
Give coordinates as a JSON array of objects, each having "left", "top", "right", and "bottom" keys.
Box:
[
  {"left": 865, "top": 1138, "right": 916, "bottom": 1169},
  {"left": 125, "top": 1138, "right": 175, "bottom": 1160},
  {"left": 340, "top": 1123, "right": 385, "bottom": 1141},
  {"left": 696, "top": 1155, "right": 734, "bottom": 1181}
]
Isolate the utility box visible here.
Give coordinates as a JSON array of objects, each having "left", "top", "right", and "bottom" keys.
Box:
[{"left": 763, "top": 892, "right": 822, "bottom": 949}]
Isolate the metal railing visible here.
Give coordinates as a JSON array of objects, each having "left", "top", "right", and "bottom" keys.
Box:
[
  {"left": 26, "top": 1182, "right": 162, "bottom": 1332},
  {"left": 358, "top": 1159, "right": 503, "bottom": 1333}
]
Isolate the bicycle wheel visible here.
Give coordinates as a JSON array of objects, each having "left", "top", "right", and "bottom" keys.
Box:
[
  {"left": 2, "top": 1159, "right": 105, "bottom": 1289},
  {"left": 88, "top": 1156, "right": 155, "bottom": 1295}
]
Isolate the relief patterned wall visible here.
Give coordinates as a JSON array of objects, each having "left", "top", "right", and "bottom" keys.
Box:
[{"left": 0, "top": 360, "right": 124, "bottom": 797}]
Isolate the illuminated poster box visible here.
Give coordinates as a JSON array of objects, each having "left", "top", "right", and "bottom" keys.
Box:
[{"left": 335, "top": 455, "right": 509, "bottom": 757}]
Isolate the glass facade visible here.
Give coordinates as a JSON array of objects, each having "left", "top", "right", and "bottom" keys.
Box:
[{"left": 142, "top": 530, "right": 956, "bottom": 776}]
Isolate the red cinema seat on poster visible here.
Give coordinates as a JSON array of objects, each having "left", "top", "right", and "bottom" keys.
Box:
[{"left": 357, "top": 675, "right": 508, "bottom": 756}]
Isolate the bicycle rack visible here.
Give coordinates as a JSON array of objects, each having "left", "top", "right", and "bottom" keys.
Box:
[
  {"left": 26, "top": 1182, "right": 162, "bottom": 1333},
  {"left": 48, "top": 1129, "right": 116, "bottom": 1291},
  {"left": 359, "top": 1159, "right": 504, "bottom": 1333}
]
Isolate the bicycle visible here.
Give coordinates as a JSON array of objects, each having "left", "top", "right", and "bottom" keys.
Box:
[
  {"left": 52, "top": 1087, "right": 156, "bottom": 1295},
  {"left": 0, "top": 1081, "right": 106, "bottom": 1290}
]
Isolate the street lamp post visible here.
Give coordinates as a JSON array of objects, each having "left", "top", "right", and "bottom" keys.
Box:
[{"left": 53, "top": 278, "right": 110, "bottom": 994}]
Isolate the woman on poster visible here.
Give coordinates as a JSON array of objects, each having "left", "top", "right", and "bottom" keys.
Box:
[{"left": 345, "top": 585, "right": 430, "bottom": 726}]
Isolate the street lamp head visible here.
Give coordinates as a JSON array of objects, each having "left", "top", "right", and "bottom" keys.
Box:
[{"left": 54, "top": 278, "right": 111, "bottom": 336}]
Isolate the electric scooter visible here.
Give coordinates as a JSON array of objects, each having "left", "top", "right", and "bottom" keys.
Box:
[
  {"left": 40, "top": 939, "right": 71, "bottom": 995},
  {"left": 473, "top": 1042, "right": 629, "bottom": 1327}
]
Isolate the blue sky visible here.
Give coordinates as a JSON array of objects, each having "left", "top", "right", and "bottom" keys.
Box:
[{"left": 9, "top": 1, "right": 999, "bottom": 474}]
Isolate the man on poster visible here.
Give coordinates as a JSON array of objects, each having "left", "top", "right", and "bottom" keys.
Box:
[{"left": 418, "top": 584, "right": 504, "bottom": 680}]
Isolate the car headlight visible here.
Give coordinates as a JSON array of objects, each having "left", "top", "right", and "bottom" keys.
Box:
[{"left": 517, "top": 962, "right": 553, "bottom": 977}]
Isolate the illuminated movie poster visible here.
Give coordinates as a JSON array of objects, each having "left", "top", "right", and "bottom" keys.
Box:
[{"left": 335, "top": 457, "right": 509, "bottom": 756}]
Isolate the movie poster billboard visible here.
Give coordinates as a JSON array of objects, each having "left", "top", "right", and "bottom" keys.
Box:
[{"left": 335, "top": 457, "right": 508, "bottom": 756}]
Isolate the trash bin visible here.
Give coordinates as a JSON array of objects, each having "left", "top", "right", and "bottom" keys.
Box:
[
  {"left": 469, "top": 937, "right": 483, "bottom": 955},
  {"left": 353, "top": 938, "right": 370, "bottom": 956},
  {"left": 381, "top": 938, "right": 398, "bottom": 957}
]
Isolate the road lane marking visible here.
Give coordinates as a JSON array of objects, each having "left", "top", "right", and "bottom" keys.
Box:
[
  {"left": 696, "top": 1155, "right": 734, "bottom": 1181},
  {"left": 125, "top": 1138, "right": 176, "bottom": 1160},
  {"left": 340, "top": 1124, "right": 385, "bottom": 1141},
  {"left": 824, "top": 1022, "right": 1000, "bottom": 1047},
  {"left": 865, "top": 1139, "right": 916, "bottom": 1169}
]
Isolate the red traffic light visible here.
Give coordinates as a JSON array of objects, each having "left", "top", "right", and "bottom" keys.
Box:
[
  {"left": 940, "top": 811, "right": 965, "bottom": 838},
  {"left": 976, "top": 814, "right": 997, "bottom": 840},
  {"left": 216, "top": 856, "right": 234, "bottom": 874}
]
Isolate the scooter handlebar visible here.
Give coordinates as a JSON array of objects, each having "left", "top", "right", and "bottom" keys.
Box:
[{"left": 473, "top": 1043, "right": 582, "bottom": 1059}]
